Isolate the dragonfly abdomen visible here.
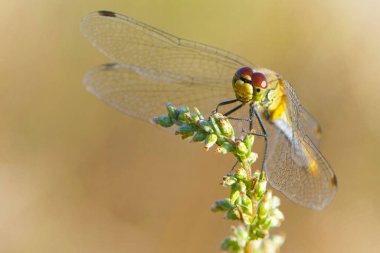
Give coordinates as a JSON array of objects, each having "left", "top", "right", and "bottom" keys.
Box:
[{"left": 271, "top": 103, "right": 319, "bottom": 177}]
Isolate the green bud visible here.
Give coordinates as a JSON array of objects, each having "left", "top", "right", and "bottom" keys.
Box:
[
  {"left": 235, "top": 167, "right": 248, "bottom": 180},
  {"left": 251, "top": 215, "right": 258, "bottom": 226},
  {"left": 230, "top": 188, "right": 240, "bottom": 204},
  {"left": 204, "top": 133, "right": 217, "bottom": 150},
  {"left": 258, "top": 201, "right": 269, "bottom": 219},
  {"left": 183, "top": 112, "right": 196, "bottom": 122},
  {"left": 153, "top": 115, "right": 173, "bottom": 128},
  {"left": 241, "top": 195, "right": 253, "bottom": 214},
  {"left": 263, "top": 218, "right": 272, "bottom": 230},
  {"left": 252, "top": 170, "right": 261, "bottom": 179},
  {"left": 176, "top": 124, "right": 195, "bottom": 135},
  {"left": 221, "top": 237, "right": 240, "bottom": 252},
  {"left": 192, "top": 130, "right": 207, "bottom": 142},
  {"left": 181, "top": 133, "right": 194, "bottom": 139},
  {"left": 243, "top": 133, "right": 255, "bottom": 150},
  {"left": 252, "top": 172, "right": 267, "bottom": 200},
  {"left": 236, "top": 140, "right": 249, "bottom": 157},
  {"left": 193, "top": 107, "right": 204, "bottom": 120},
  {"left": 226, "top": 208, "right": 239, "bottom": 220},
  {"left": 258, "top": 180, "right": 267, "bottom": 195},
  {"left": 233, "top": 226, "right": 249, "bottom": 241},
  {"left": 216, "top": 141, "right": 234, "bottom": 154},
  {"left": 246, "top": 152, "right": 258, "bottom": 166},
  {"left": 259, "top": 170, "right": 266, "bottom": 181},
  {"left": 211, "top": 199, "right": 234, "bottom": 212},
  {"left": 216, "top": 146, "right": 228, "bottom": 155},
  {"left": 241, "top": 213, "right": 254, "bottom": 225},
  {"left": 209, "top": 116, "right": 222, "bottom": 136},
  {"left": 236, "top": 180, "right": 246, "bottom": 194},
  {"left": 213, "top": 113, "right": 235, "bottom": 138},
  {"left": 177, "top": 106, "right": 190, "bottom": 123},
  {"left": 166, "top": 103, "right": 177, "bottom": 120},
  {"left": 222, "top": 176, "right": 237, "bottom": 186},
  {"left": 255, "top": 229, "right": 267, "bottom": 239},
  {"left": 254, "top": 180, "right": 267, "bottom": 201},
  {"left": 198, "top": 120, "right": 213, "bottom": 133}
]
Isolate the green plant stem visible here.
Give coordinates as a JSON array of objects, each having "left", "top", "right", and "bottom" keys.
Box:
[{"left": 154, "top": 103, "right": 285, "bottom": 253}]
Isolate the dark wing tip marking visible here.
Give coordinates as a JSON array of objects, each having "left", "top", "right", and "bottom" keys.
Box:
[
  {"left": 331, "top": 174, "right": 338, "bottom": 188},
  {"left": 316, "top": 125, "right": 322, "bottom": 135},
  {"left": 101, "top": 63, "right": 119, "bottom": 70},
  {"left": 98, "top": 10, "right": 117, "bottom": 17}
]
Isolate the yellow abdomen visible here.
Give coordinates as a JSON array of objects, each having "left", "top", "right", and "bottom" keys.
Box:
[{"left": 265, "top": 80, "right": 317, "bottom": 174}]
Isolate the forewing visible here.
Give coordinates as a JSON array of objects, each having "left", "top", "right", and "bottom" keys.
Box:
[
  {"left": 84, "top": 63, "right": 232, "bottom": 122},
  {"left": 80, "top": 11, "right": 254, "bottom": 84},
  {"left": 265, "top": 81, "right": 337, "bottom": 210}
]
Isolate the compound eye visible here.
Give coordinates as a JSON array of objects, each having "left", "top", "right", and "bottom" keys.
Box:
[
  {"left": 236, "top": 67, "right": 253, "bottom": 79},
  {"left": 251, "top": 72, "right": 268, "bottom": 89}
]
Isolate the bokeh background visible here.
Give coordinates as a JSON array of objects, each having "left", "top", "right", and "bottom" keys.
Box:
[{"left": 1, "top": 0, "right": 379, "bottom": 252}]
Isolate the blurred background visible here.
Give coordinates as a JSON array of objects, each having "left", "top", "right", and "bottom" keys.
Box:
[{"left": 0, "top": 0, "right": 379, "bottom": 252}]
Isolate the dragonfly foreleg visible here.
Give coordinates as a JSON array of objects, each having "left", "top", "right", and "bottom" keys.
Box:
[
  {"left": 252, "top": 107, "right": 268, "bottom": 172},
  {"left": 228, "top": 161, "right": 239, "bottom": 174},
  {"left": 242, "top": 130, "right": 266, "bottom": 137},
  {"left": 223, "top": 103, "right": 245, "bottom": 116},
  {"left": 226, "top": 117, "right": 250, "bottom": 122},
  {"left": 214, "top": 99, "right": 239, "bottom": 113},
  {"left": 249, "top": 105, "right": 254, "bottom": 130}
]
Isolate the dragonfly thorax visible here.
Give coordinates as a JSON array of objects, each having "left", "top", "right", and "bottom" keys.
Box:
[{"left": 232, "top": 67, "right": 268, "bottom": 103}]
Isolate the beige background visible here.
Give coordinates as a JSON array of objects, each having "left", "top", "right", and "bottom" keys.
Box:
[{"left": 1, "top": 0, "right": 379, "bottom": 252}]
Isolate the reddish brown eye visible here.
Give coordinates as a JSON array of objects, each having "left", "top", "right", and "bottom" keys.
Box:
[
  {"left": 251, "top": 72, "right": 268, "bottom": 89},
  {"left": 236, "top": 67, "right": 253, "bottom": 78}
]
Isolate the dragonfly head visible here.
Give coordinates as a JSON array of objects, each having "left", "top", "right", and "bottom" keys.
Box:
[{"left": 232, "top": 67, "right": 268, "bottom": 103}]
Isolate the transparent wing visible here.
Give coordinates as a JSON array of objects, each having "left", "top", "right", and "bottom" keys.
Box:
[
  {"left": 80, "top": 10, "right": 254, "bottom": 84},
  {"left": 84, "top": 63, "right": 232, "bottom": 122},
  {"left": 265, "top": 81, "right": 337, "bottom": 210},
  {"left": 301, "top": 107, "right": 322, "bottom": 146}
]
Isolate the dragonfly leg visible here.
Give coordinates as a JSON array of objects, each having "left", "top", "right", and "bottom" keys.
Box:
[
  {"left": 213, "top": 102, "right": 268, "bottom": 172},
  {"left": 224, "top": 103, "right": 245, "bottom": 116},
  {"left": 242, "top": 130, "right": 266, "bottom": 138},
  {"left": 253, "top": 107, "right": 268, "bottom": 172},
  {"left": 243, "top": 106, "right": 268, "bottom": 171},
  {"left": 226, "top": 117, "right": 250, "bottom": 122},
  {"left": 227, "top": 103, "right": 256, "bottom": 135},
  {"left": 213, "top": 99, "right": 239, "bottom": 114},
  {"left": 229, "top": 161, "right": 239, "bottom": 174},
  {"left": 249, "top": 105, "right": 255, "bottom": 130}
]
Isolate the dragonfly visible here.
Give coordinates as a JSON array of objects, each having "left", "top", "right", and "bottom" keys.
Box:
[{"left": 80, "top": 10, "right": 337, "bottom": 210}]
